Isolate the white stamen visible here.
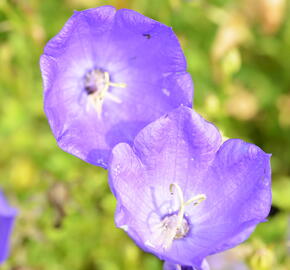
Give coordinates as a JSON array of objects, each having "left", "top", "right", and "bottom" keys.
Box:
[
  {"left": 170, "top": 183, "right": 206, "bottom": 232},
  {"left": 184, "top": 194, "right": 206, "bottom": 207},
  {"left": 147, "top": 183, "right": 206, "bottom": 251},
  {"left": 84, "top": 69, "right": 126, "bottom": 117},
  {"left": 108, "top": 81, "right": 127, "bottom": 88}
]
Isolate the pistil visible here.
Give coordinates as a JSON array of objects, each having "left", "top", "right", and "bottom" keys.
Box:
[
  {"left": 170, "top": 183, "right": 206, "bottom": 233},
  {"left": 147, "top": 183, "right": 206, "bottom": 250},
  {"left": 84, "top": 69, "right": 126, "bottom": 117}
]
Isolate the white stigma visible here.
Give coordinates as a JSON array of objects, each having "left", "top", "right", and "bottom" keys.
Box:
[
  {"left": 147, "top": 183, "right": 206, "bottom": 250},
  {"left": 84, "top": 69, "right": 126, "bottom": 117}
]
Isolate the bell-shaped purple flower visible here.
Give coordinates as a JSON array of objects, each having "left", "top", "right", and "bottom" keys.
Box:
[
  {"left": 108, "top": 106, "right": 271, "bottom": 269},
  {"left": 0, "top": 191, "right": 17, "bottom": 264},
  {"left": 40, "top": 6, "right": 193, "bottom": 168}
]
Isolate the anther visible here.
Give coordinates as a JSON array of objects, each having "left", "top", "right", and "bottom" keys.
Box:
[
  {"left": 84, "top": 69, "right": 126, "bottom": 117},
  {"left": 170, "top": 183, "right": 206, "bottom": 231},
  {"left": 108, "top": 81, "right": 127, "bottom": 88}
]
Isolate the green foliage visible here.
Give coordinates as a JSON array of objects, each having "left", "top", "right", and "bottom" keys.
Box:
[{"left": 0, "top": 0, "right": 289, "bottom": 269}]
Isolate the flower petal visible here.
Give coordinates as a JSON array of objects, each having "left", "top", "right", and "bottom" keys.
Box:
[
  {"left": 0, "top": 192, "right": 17, "bottom": 264},
  {"left": 133, "top": 106, "right": 222, "bottom": 184},
  {"left": 188, "top": 139, "right": 271, "bottom": 260},
  {"left": 109, "top": 142, "right": 155, "bottom": 251}
]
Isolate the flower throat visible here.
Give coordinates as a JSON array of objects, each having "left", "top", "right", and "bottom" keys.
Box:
[
  {"left": 84, "top": 68, "right": 126, "bottom": 116},
  {"left": 147, "top": 183, "right": 206, "bottom": 250}
]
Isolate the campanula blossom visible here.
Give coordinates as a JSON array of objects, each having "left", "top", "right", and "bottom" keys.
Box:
[
  {"left": 0, "top": 191, "right": 17, "bottom": 264},
  {"left": 109, "top": 106, "right": 271, "bottom": 269},
  {"left": 40, "top": 6, "right": 193, "bottom": 168}
]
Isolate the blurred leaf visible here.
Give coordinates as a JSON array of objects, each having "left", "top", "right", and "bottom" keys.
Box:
[{"left": 272, "top": 177, "right": 290, "bottom": 211}]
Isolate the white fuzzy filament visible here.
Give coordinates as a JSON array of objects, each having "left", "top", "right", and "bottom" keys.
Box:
[
  {"left": 86, "top": 70, "right": 126, "bottom": 117},
  {"left": 146, "top": 183, "right": 206, "bottom": 250},
  {"left": 170, "top": 183, "right": 206, "bottom": 233}
]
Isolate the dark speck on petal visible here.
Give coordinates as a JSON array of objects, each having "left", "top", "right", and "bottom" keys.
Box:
[{"left": 143, "top": 33, "right": 151, "bottom": 39}]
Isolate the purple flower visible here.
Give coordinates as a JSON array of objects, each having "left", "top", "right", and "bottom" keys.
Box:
[
  {"left": 108, "top": 106, "right": 271, "bottom": 269},
  {"left": 0, "top": 191, "right": 17, "bottom": 264},
  {"left": 40, "top": 6, "right": 193, "bottom": 168}
]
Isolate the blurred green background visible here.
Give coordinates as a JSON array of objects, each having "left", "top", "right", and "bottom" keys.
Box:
[{"left": 0, "top": 0, "right": 290, "bottom": 269}]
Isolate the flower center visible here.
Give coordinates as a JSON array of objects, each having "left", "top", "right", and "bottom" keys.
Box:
[
  {"left": 146, "top": 183, "right": 206, "bottom": 250},
  {"left": 84, "top": 69, "right": 126, "bottom": 117}
]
